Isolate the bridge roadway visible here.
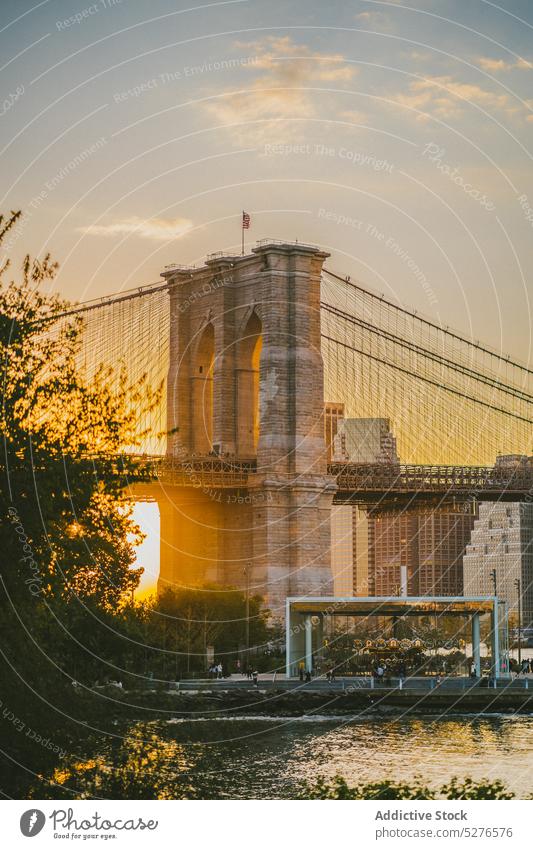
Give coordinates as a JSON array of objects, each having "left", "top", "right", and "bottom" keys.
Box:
[{"left": 123, "top": 456, "right": 533, "bottom": 507}]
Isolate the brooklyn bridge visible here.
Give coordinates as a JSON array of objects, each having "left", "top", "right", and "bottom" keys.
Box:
[{"left": 45, "top": 241, "right": 533, "bottom": 612}]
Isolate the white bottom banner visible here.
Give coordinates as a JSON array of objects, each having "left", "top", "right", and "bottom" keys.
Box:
[{"left": 2, "top": 799, "right": 531, "bottom": 848}]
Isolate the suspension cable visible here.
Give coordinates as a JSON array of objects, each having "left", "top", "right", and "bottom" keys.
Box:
[
  {"left": 323, "top": 267, "right": 533, "bottom": 377},
  {"left": 321, "top": 333, "right": 533, "bottom": 425},
  {"left": 321, "top": 301, "right": 533, "bottom": 404}
]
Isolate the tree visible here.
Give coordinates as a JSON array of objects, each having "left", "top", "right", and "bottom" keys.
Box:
[
  {"left": 0, "top": 209, "right": 155, "bottom": 790},
  {"left": 144, "top": 586, "right": 271, "bottom": 676},
  {"left": 0, "top": 210, "right": 149, "bottom": 612}
]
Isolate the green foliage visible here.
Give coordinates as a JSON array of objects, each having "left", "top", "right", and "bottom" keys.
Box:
[
  {"left": 0, "top": 210, "right": 147, "bottom": 612},
  {"left": 440, "top": 776, "right": 514, "bottom": 800},
  {"left": 301, "top": 774, "right": 515, "bottom": 800},
  {"left": 0, "top": 210, "right": 157, "bottom": 793},
  {"left": 302, "top": 775, "right": 435, "bottom": 799},
  {"left": 142, "top": 586, "right": 270, "bottom": 675},
  {"left": 32, "top": 728, "right": 198, "bottom": 800}
]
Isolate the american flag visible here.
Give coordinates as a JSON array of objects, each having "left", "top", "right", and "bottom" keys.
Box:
[{"left": 242, "top": 211, "right": 251, "bottom": 229}]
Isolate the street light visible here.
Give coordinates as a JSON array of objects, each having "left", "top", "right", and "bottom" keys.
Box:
[
  {"left": 515, "top": 577, "right": 522, "bottom": 668},
  {"left": 243, "top": 564, "right": 250, "bottom": 661}
]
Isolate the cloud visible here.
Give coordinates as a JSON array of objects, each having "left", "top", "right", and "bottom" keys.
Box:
[
  {"left": 202, "top": 36, "right": 357, "bottom": 145},
  {"left": 79, "top": 217, "right": 193, "bottom": 241},
  {"left": 392, "top": 74, "right": 521, "bottom": 122},
  {"left": 339, "top": 109, "right": 369, "bottom": 124},
  {"left": 408, "top": 51, "right": 432, "bottom": 62},
  {"left": 477, "top": 57, "right": 510, "bottom": 72},
  {"left": 477, "top": 56, "right": 533, "bottom": 72},
  {"left": 355, "top": 10, "right": 392, "bottom": 30},
  {"left": 238, "top": 36, "right": 356, "bottom": 82}
]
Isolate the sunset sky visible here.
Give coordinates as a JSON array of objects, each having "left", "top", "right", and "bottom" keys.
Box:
[{"left": 1, "top": 0, "right": 532, "bottom": 365}]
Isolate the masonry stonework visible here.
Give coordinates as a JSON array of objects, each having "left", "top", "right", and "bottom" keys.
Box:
[{"left": 156, "top": 243, "right": 335, "bottom": 616}]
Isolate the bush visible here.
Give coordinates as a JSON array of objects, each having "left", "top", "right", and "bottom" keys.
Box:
[{"left": 301, "top": 774, "right": 515, "bottom": 800}]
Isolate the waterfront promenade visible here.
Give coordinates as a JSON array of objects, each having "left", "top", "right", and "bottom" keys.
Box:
[
  {"left": 99, "top": 673, "right": 533, "bottom": 713},
  {"left": 165, "top": 674, "right": 533, "bottom": 693}
]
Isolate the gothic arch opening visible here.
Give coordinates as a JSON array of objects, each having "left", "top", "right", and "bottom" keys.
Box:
[
  {"left": 192, "top": 322, "right": 214, "bottom": 453},
  {"left": 236, "top": 311, "right": 262, "bottom": 457}
]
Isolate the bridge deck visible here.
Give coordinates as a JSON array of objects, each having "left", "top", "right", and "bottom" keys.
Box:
[{"left": 124, "top": 456, "right": 533, "bottom": 505}]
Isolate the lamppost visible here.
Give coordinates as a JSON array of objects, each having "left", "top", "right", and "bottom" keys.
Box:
[
  {"left": 186, "top": 605, "right": 192, "bottom": 675},
  {"left": 489, "top": 569, "right": 498, "bottom": 678},
  {"left": 243, "top": 564, "right": 250, "bottom": 661},
  {"left": 515, "top": 577, "right": 522, "bottom": 668}
]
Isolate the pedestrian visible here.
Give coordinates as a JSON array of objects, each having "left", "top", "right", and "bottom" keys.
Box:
[
  {"left": 252, "top": 669, "right": 259, "bottom": 686},
  {"left": 299, "top": 661, "right": 305, "bottom": 681},
  {"left": 305, "top": 669, "right": 311, "bottom": 683}
]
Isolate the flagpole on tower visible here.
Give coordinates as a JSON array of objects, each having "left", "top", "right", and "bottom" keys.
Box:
[{"left": 241, "top": 210, "right": 251, "bottom": 255}]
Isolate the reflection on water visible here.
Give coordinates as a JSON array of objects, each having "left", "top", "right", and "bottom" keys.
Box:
[{"left": 33, "top": 714, "right": 533, "bottom": 799}]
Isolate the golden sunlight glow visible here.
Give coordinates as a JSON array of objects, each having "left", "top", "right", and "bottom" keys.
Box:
[{"left": 131, "top": 502, "right": 160, "bottom": 599}]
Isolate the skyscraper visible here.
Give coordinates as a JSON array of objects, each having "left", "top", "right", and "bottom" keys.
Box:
[
  {"left": 330, "top": 504, "right": 355, "bottom": 596},
  {"left": 371, "top": 512, "right": 419, "bottom": 596},
  {"left": 463, "top": 502, "right": 533, "bottom": 626},
  {"left": 333, "top": 417, "right": 399, "bottom": 464},
  {"left": 324, "top": 402, "right": 345, "bottom": 463},
  {"left": 329, "top": 416, "right": 398, "bottom": 596},
  {"left": 369, "top": 509, "right": 476, "bottom": 597},
  {"left": 417, "top": 510, "right": 476, "bottom": 596},
  {"left": 330, "top": 504, "right": 370, "bottom": 596}
]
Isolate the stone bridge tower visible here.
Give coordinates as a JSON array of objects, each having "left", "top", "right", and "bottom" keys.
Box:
[{"left": 157, "top": 242, "right": 335, "bottom": 616}]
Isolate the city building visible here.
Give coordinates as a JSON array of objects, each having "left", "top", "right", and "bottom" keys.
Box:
[
  {"left": 330, "top": 505, "right": 354, "bottom": 596},
  {"left": 333, "top": 417, "right": 399, "bottom": 464},
  {"left": 330, "top": 417, "right": 398, "bottom": 596},
  {"left": 324, "top": 402, "right": 345, "bottom": 462},
  {"left": 328, "top": 416, "right": 476, "bottom": 599},
  {"left": 330, "top": 504, "right": 370, "bottom": 596},
  {"left": 416, "top": 510, "right": 476, "bottom": 596},
  {"left": 370, "top": 513, "right": 419, "bottom": 596},
  {"left": 353, "top": 506, "right": 371, "bottom": 595},
  {"left": 463, "top": 502, "right": 533, "bottom": 627},
  {"left": 369, "top": 509, "right": 476, "bottom": 597}
]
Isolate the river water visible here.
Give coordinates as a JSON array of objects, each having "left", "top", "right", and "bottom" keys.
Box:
[{"left": 37, "top": 713, "right": 533, "bottom": 799}]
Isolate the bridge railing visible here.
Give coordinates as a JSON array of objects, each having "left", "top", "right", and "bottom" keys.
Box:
[
  {"left": 330, "top": 462, "right": 533, "bottom": 494},
  {"left": 118, "top": 455, "right": 533, "bottom": 499}
]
